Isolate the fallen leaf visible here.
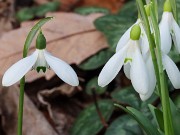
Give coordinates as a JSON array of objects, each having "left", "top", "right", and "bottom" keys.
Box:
[
  {"left": 0, "top": 12, "right": 108, "bottom": 82},
  {"left": 38, "top": 83, "right": 82, "bottom": 116},
  {"left": 0, "top": 78, "right": 58, "bottom": 135},
  {"left": 0, "top": 0, "right": 15, "bottom": 36},
  {"left": 77, "top": 0, "right": 125, "bottom": 13}
]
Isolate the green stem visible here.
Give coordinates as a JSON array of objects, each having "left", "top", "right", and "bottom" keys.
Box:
[
  {"left": 136, "top": 0, "right": 174, "bottom": 134},
  {"left": 17, "top": 77, "right": 25, "bottom": 135},
  {"left": 136, "top": 0, "right": 161, "bottom": 93},
  {"left": 17, "top": 17, "right": 53, "bottom": 135},
  {"left": 149, "top": 2, "right": 174, "bottom": 135},
  {"left": 169, "top": 0, "right": 178, "bottom": 23}
]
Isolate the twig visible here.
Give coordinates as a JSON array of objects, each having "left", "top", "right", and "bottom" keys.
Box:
[{"left": 91, "top": 88, "right": 108, "bottom": 128}]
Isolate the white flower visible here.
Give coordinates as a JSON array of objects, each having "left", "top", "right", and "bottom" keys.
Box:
[
  {"left": 98, "top": 36, "right": 149, "bottom": 95},
  {"left": 159, "top": 12, "right": 180, "bottom": 54},
  {"left": 116, "top": 19, "right": 149, "bottom": 57},
  {"left": 162, "top": 54, "right": 180, "bottom": 89},
  {"left": 2, "top": 49, "right": 79, "bottom": 87}
]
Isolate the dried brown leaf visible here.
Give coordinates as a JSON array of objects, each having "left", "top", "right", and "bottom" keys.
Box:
[{"left": 0, "top": 78, "right": 58, "bottom": 135}]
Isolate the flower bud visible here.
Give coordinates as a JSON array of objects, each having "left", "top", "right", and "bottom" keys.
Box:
[
  {"left": 36, "top": 31, "right": 46, "bottom": 49},
  {"left": 163, "top": 0, "right": 172, "bottom": 12},
  {"left": 130, "top": 24, "right": 141, "bottom": 40}
]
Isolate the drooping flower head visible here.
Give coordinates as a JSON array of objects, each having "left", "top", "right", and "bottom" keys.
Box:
[
  {"left": 116, "top": 5, "right": 151, "bottom": 58},
  {"left": 159, "top": 0, "right": 180, "bottom": 54},
  {"left": 98, "top": 24, "right": 151, "bottom": 96},
  {"left": 2, "top": 31, "right": 79, "bottom": 86}
]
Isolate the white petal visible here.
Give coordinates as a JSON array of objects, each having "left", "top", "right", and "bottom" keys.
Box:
[
  {"left": 44, "top": 51, "right": 79, "bottom": 86},
  {"left": 98, "top": 44, "right": 129, "bottom": 87},
  {"left": 2, "top": 50, "right": 38, "bottom": 86},
  {"left": 163, "top": 54, "right": 180, "bottom": 89},
  {"left": 140, "top": 53, "right": 156, "bottom": 101},
  {"left": 123, "top": 63, "right": 131, "bottom": 79},
  {"left": 139, "top": 28, "right": 149, "bottom": 56},
  {"left": 115, "top": 19, "right": 140, "bottom": 52},
  {"left": 130, "top": 42, "right": 149, "bottom": 95},
  {"left": 159, "top": 13, "right": 172, "bottom": 54},
  {"left": 116, "top": 27, "right": 131, "bottom": 52},
  {"left": 172, "top": 19, "right": 180, "bottom": 53}
]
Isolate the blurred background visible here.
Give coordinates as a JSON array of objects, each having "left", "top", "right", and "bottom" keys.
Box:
[{"left": 0, "top": 0, "right": 180, "bottom": 135}]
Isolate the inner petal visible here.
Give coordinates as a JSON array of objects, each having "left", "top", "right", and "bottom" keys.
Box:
[
  {"left": 126, "top": 40, "right": 137, "bottom": 59},
  {"left": 33, "top": 49, "right": 49, "bottom": 72}
]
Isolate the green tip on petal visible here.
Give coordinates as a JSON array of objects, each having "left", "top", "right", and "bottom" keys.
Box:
[
  {"left": 163, "top": 0, "right": 172, "bottom": 12},
  {"left": 130, "top": 24, "right": 141, "bottom": 40},
  {"left": 145, "top": 4, "right": 150, "bottom": 16},
  {"left": 124, "top": 58, "right": 132, "bottom": 63},
  {"left": 36, "top": 31, "right": 46, "bottom": 50},
  {"left": 36, "top": 66, "right": 46, "bottom": 73}
]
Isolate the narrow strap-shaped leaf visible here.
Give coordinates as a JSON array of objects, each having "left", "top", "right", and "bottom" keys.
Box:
[
  {"left": 115, "top": 104, "right": 160, "bottom": 135},
  {"left": 148, "top": 104, "right": 164, "bottom": 132}
]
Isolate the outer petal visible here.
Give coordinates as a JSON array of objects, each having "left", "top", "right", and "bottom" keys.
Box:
[
  {"left": 159, "top": 12, "right": 172, "bottom": 54},
  {"left": 115, "top": 27, "right": 131, "bottom": 52},
  {"left": 140, "top": 53, "right": 156, "bottom": 101},
  {"left": 116, "top": 19, "right": 140, "bottom": 52},
  {"left": 44, "top": 51, "right": 79, "bottom": 86},
  {"left": 98, "top": 44, "right": 129, "bottom": 87},
  {"left": 139, "top": 26, "right": 149, "bottom": 56},
  {"left": 163, "top": 54, "right": 180, "bottom": 89},
  {"left": 172, "top": 19, "right": 180, "bottom": 53},
  {"left": 130, "top": 42, "right": 149, "bottom": 95},
  {"left": 123, "top": 62, "right": 131, "bottom": 79},
  {"left": 2, "top": 50, "right": 38, "bottom": 86}
]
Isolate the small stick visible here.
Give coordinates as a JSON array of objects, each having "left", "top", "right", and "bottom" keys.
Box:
[{"left": 91, "top": 88, "right": 108, "bottom": 128}]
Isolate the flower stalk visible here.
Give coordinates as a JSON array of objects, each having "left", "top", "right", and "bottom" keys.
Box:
[
  {"left": 136, "top": 0, "right": 174, "bottom": 135},
  {"left": 150, "top": 3, "right": 174, "bottom": 135},
  {"left": 17, "top": 17, "right": 53, "bottom": 135},
  {"left": 17, "top": 77, "right": 25, "bottom": 135},
  {"left": 169, "top": 0, "right": 178, "bottom": 23}
]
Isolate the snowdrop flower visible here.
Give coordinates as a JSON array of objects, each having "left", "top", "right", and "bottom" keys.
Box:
[
  {"left": 116, "top": 5, "right": 151, "bottom": 57},
  {"left": 159, "top": 0, "right": 180, "bottom": 54},
  {"left": 2, "top": 31, "right": 79, "bottom": 87},
  {"left": 98, "top": 25, "right": 150, "bottom": 95},
  {"left": 116, "top": 19, "right": 149, "bottom": 57}
]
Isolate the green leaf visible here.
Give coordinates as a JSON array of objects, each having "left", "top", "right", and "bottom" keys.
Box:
[
  {"left": 70, "top": 100, "right": 114, "bottom": 135},
  {"left": 117, "top": 1, "right": 138, "bottom": 19},
  {"left": 170, "top": 99, "right": 180, "bottom": 135},
  {"left": 85, "top": 77, "right": 107, "bottom": 95},
  {"left": 79, "top": 49, "right": 113, "bottom": 70},
  {"left": 115, "top": 104, "right": 160, "bottom": 135},
  {"left": 105, "top": 115, "right": 143, "bottom": 135},
  {"left": 35, "top": 1, "right": 60, "bottom": 17},
  {"left": 111, "top": 86, "right": 158, "bottom": 110},
  {"left": 16, "top": 1, "right": 59, "bottom": 22},
  {"left": 111, "top": 86, "right": 141, "bottom": 109},
  {"left": 148, "top": 105, "right": 164, "bottom": 132},
  {"left": 94, "top": 1, "right": 137, "bottom": 51},
  {"left": 16, "top": 8, "right": 35, "bottom": 22},
  {"left": 74, "top": 6, "right": 110, "bottom": 15}
]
